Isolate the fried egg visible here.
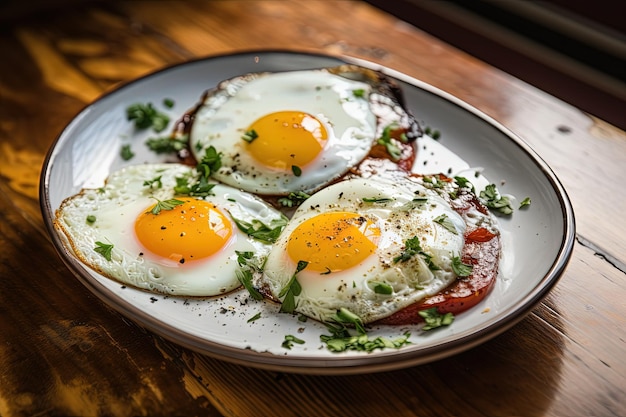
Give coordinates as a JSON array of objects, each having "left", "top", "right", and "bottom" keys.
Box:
[
  {"left": 189, "top": 68, "right": 379, "bottom": 195},
  {"left": 258, "top": 176, "right": 472, "bottom": 324},
  {"left": 54, "top": 163, "right": 286, "bottom": 296}
]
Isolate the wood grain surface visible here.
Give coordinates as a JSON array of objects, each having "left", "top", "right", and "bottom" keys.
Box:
[{"left": 1, "top": 1, "right": 624, "bottom": 416}]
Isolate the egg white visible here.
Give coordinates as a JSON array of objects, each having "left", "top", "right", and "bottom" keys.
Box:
[
  {"left": 259, "top": 177, "right": 470, "bottom": 324},
  {"left": 190, "top": 69, "right": 377, "bottom": 195},
  {"left": 54, "top": 163, "right": 285, "bottom": 296}
]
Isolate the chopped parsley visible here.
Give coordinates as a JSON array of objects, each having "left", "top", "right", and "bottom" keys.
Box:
[
  {"left": 196, "top": 146, "right": 222, "bottom": 178},
  {"left": 145, "top": 135, "right": 188, "bottom": 154},
  {"left": 393, "top": 236, "right": 423, "bottom": 263},
  {"left": 282, "top": 334, "right": 305, "bottom": 349},
  {"left": 149, "top": 198, "right": 185, "bottom": 215},
  {"left": 174, "top": 174, "right": 216, "bottom": 197},
  {"left": 120, "top": 144, "right": 135, "bottom": 161},
  {"left": 377, "top": 123, "right": 403, "bottom": 160},
  {"left": 454, "top": 176, "right": 475, "bottom": 193},
  {"left": 320, "top": 308, "right": 411, "bottom": 353},
  {"left": 163, "top": 98, "right": 175, "bottom": 108},
  {"left": 241, "top": 129, "right": 258, "bottom": 143},
  {"left": 278, "top": 260, "right": 308, "bottom": 314},
  {"left": 143, "top": 175, "right": 163, "bottom": 190},
  {"left": 126, "top": 102, "right": 170, "bottom": 132},
  {"left": 451, "top": 255, "right": 473, "bottom": 277},
  {"left": 352, "top": 88, "right": 365, "bottom": 98},
  {"left": 519, "top": 197, "right": 531, "bottom": 209},
  {"left": 370, "top": 281, "right": 393, "bottom": 295},
  {"left": 235, "top": 250, "right": 264, "bottom": 301},
  {"left": 94, "top": 241, "right": 114, "bottom": 261},
  {"left": 419, "top": 307, "right": 454, "bottom": 330},
  {"left": 291, "top": 165, "right": 302, "bottom": 177},
  {"left": 362, "top": 197, "right": 394, "bottom": 204},
  {"left": 434, "top": 214, "right": 457, "bottom": 234},
  {"left": 86, "top": 215, "right": 96, "bottom": 225},
  {"left": 247, "top": 312, "right": 262, "bottom": 323},
  {"left": 424, "top": 126, "right": 441, "bottom": 140},
  {"left": 229, "top": 214, "right": 288, "bottom": 244},
  {"left": 277, "top": 191, "right": 311, "bottom": 207},
  {"left": 480, "top": 184, "right": 514, "bottom": 215}
]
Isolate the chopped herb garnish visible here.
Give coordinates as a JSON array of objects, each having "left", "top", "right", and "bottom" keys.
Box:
[
  {"left": 143, "top": 175, "right": 163, "bottom": 190},
  {"left": 229, "top": 213, "right": 288, "bottom": 244},
  {"left": 149, "top": 198, "right": 185, "bottom": 215},
  {"left": 145, "top": 135, "right": 188, "bottom": 154},
  {"left": 247, "top": 312, "right": 262, "bottom": 323},
  {"left": 94, "top": 241, "right": 114, "bottom": 261},
  {"left": 419, "top": 307, "right": 454, "bottom": 330},
  {"left": 291, "top": 165, "right": 302, "bottom": 177},
  {"left": 371, "top": 281, "right": 393, "bottom": 295},
  {"left": 424, "top": 126, "right": 441, "bottom": 140},
  {"left": 197, "top": 146, "right": 222, "bottom": 178},
  {"left": 519, "top": 197, "right": 531, "bottom": 209},
  {"left": 241, "top": 129, "right": 259, "bottom": 143},
  {"left": 434, "top": 214, "right": 457, "bottom": 234},
  {"left": 451, "top": 255, "right": 473, "bottom": 277},
  {"left": 277, "top": 191, "right": 310, "bottom": 207},
  {"left": 86, "top": 215, "right": 96, "bottom": 225},
  {"left": 377, "top": 123, "right": 402, "bottom": 160},
  {"left": 454, "top": 176, "right": 475, "bottom": 193},
  {"left": 120, "top": 144, "right": 135, "bottom": 161},
  {"left": 352, "top": 88, "right": 365, "bottom": 98},
  {"left": 235, "top": 250, "right": 264, "bottom": 301},
  {"left": 278, "top": 261, "right": 307, "bottom": 314},
  {"left": 163, "top": 98, "right": 175, "bottom": 108},
  {"left": 126, "top": 102, "right": 170, "bottom": 132},
  {"left": 174, "top": 174, "right": 216, "bottom": 197},
  {"left": 422, "top": 175, "right": 445, "bottom": 189},
  {"left": 282, "top": 334, "right": 305, "bottom": 349},
  {"left": 393, "top": 236, "right": 423, "bottom": 263},
  {"left": 480, "top": 184, "right": 514, "bottom": 215},
  {"left": 362, "top": 197, "right": 394, "bottom": 204}
]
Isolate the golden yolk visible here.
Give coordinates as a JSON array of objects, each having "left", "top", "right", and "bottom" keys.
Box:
[
  {"left": 135, "top": 198, "right": 232, "bottom": 264},
  {"left": 245, "top": 111, "right": 328, "bottom": 170},
  {"left": 287, "top": 211, "right": 380, "bottom": 273}
]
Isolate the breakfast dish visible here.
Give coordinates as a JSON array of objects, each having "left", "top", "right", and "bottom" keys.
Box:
[{"left": 40, "top": 51, "right": 575, "bottom": 374}]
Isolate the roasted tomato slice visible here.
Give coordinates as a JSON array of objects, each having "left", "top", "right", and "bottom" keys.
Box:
[{"left": 376, "top": 228, "right": 500, "bottom": 325}]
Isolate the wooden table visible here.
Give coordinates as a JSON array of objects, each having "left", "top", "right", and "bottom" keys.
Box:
[{"left": 1, "top": 1, "right": 624, "bottom": 416}]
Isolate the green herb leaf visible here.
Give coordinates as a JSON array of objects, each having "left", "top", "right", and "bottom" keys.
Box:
[
  {"left": 291, "top": 165, "right": 302, "bottom": 177},
  {"left": 393, "top": 236, "right": 423, "bottom": 263},
  {"left": 424, "top": 126, "right": 441, "bottom": 140},
  {"left": 519, "top": 197, "right": 531, "bottom": 209},
  {"left": 174, "top": 174, "right": 216, "bottom": 197},
  {"left": 452, "top": 256, "right": 473, "bottom": 277},
  {"left": 229, "top": 213, "right": 288, "bottom": 244},
  {"left": 234, "top": 250, "right": 264, "bottom": 301},
  {"left": 86, "top": 215, "right": 96, "bottom": 225},
  {"left": 377, "top": 123, "right": 402, "bottom": 160},
  {"left": 145, "top": 135, "right": 188, "bottom": 154},
  {"left": 419, "top": 307, "right": 454, "bottom": 330},
  {"left": 453, "top": 176, "right": 475, "bottom": 193},
  {"left": 163, "top": 98, "right": 175, "bottom": 108},
  {"left": 247, "top": 312, "right": 262, "bottom": 323},
  {"left": 149, "top": 198, "right": 185, "bottom": 215},
  {"left": 143, "top": 175, "right": 163, "bottom": 190},
  {"left": 352, "top": 88, "right": 365, "bottom": 98},
  {"left": 282, "top": 334, "right": 305, "bottom": 349},
  {"left": 278, "top": 261, "right": 307, "bottom": 314},
  {"left": 126, "top": 102, "right": 170, "bottom": 132},
  {"left": 120, "top": 144, "right": 135, "bottom": 161},
  {"left": 434, "top": 214, "right": 457, "bottom": 234},
  {"left": 94, "top": 241, "right": 114, "bottom": 261},
  {"left": 197, "top": 146, "right": 222, "bottom": 178},
  {"left": 480, "top": 184, "right": 514, "bottom": 215},
  {"left": 371, "top": 281, "right": 393, "bottom": 295},
  {"left": 241, "top": 129, "right": 259, "bottom": 143},
  {"left": 333, "top": 308, "right": 366, "bottom": 335},
  {"left": 362, "top": 197, "right": 394, "bottom": 204},
  {"left": 277, "top": 191, "right": 311, "bottom": 207},
  {"left": 320, "top": 327, "right": 411, "bottom": 353}
]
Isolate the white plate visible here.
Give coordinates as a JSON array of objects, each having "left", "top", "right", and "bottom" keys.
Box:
[{"left": 40, "top": 50, "right": 575, "bottom": 374}]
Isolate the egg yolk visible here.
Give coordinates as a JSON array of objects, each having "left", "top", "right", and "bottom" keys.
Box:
[
  {"left": 135, "top": 198, "right": 233, "bottom": 264},
  {"left": 287, "top": 211, "right": 380, "bottom": 273},
  {"left": 245, "top": 111, "right": 328, "bottom": 170}
]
